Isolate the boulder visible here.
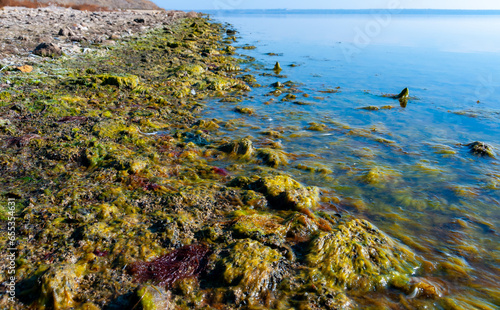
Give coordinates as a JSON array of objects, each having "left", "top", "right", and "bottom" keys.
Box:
[{"left": 33, "top": 42, "right": 62, "bottom": 58}]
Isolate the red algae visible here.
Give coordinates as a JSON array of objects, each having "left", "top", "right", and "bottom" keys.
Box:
[
  {"left": 128, "top": 244, "right": 210, "bottom": 288},
  {"left": 213, "top": 167, "right": 230, "bottom": 176}
]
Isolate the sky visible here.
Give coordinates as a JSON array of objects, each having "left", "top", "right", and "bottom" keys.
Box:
[{"left": 152, "top": 0, "right": 500, "bottom": 11}]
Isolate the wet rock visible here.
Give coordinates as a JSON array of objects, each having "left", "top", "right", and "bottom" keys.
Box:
[
  {"left": 393, "top": 87, "right": 409, "bottom": 99},
  {"left": 234, "top": 106, "right": 254, "bottom": 115},
  {"left": 33, "top": 42, "right": 62, "bottom": 57},
  {"left": 221, "top": 239, "right": 286, "bottom": 306},
  {"left": 271, "top": 81, "right": 283, "bottom": 88},
  {"left": 251, "top": 175, "right": 320, "bottom": 212},
  {"left": 306, "top": 219, "right": 420, "bottom": 292},
  {"left": 232, "top": 213, "right": 287, "bottom": 245},
  {"left": 219, "top": 138, "right": 254, "bottom": 158},
  {"left": 359, "top": 106, "right": 379, "bottom": 111},
  {"left": 466, "top": 141, "right": 496, "bottom": 158},
  {"left": 96, "top": 74, "right": 140, "bottom": 89},
  {"left": 38, "top": 263, "right": 86, "bottom": 310},
  {"left": 306, "top": 122, "right": 327, "bottom": 131},
  {"left": 256, "top": 148, "right": 289, "bottom": 168},
  {"left": 273, "top": 61, "right": 282, "bottom": 73}
]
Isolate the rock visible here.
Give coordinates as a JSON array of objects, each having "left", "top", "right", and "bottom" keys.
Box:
[
  {"left": 109, "top": 34, "right": 120, "bottom": 40},
  {"left": 393, "top": 87, "right": 409, "bottom": 99},
  {"left": 306, "top": 122, "right": 327, "bottom": 131},
  {"left": 134, "top": 18, "right": 145, "bottom": 23},
  {"left": 16, "top": 65, "right": 33, "bottom": 73},
  {"left": 466, "top": 141, "right": 496, "bottom": 158},
  {"left": 186, "top": 11, "right": 198, "bottom": 18},
  {"left": 58, "top": 27, "right": 75, "bottom": 37},
  {"left": 221, "top": 239, "right": 286, "bottom": 306},
  {"left": 33, "top": 42, "right": 62, "bottom": 57},
  {"left": 219, "top": 138, "right": 254, "bottom": 158},
  {"left": 273, "top": 61, "right": 282, "bottom": 73},
  {"left": 95, "top": 74, "right": 140, "bottom": 89},
  {"left": 134, "top": 285, "right": 174, "bottom": 310},
  {"left": 37, "top": 263, "right": 86, "bottom": 309},
  {"left": 232, "top": 213, "right": 287, "bottom": 245},
  {"left": 234, "top": 106, "right": 254, "bottom": 115},
  {"left": 306, "top": 219, "right": 420, "bottom": 292},
  {"left": 250, "top": 175, "right": 320, "bottom": 212},
  {"left": 256, "top": 148, "right": 289, "bottom": 168}
]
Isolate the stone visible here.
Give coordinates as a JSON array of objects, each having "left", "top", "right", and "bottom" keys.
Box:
[{"left": 33, "top": 42, "right": 62, "bottom": 57}]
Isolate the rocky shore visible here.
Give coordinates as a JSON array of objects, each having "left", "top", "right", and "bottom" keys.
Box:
[
  {"left": 0, "top": 6, "right": 194, "bottom": 65},
  {"left": 0, "top": 6, "right": 459, "bottom": 310}
]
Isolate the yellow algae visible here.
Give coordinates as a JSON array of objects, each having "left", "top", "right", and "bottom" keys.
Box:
[
  {"left": 359, "top": 166, "right": 401, "bottom": 186},
  {"left": 222, "top": 239, "right": 285, "bottom": 305},
  {"left": 306, "top": 219, "right": 420, "bottom": 292},
  {"left": 257, "top": 148, "right": 289, "bottom": 168}
]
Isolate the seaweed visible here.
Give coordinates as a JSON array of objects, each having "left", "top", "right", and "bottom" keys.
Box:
[{"left": 128, "top": 244, "right": 210, "bottom": 288}]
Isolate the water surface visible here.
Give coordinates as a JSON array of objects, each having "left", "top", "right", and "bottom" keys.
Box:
[{"left": 204, "top": 12, "right": 500, "bottom": 308}]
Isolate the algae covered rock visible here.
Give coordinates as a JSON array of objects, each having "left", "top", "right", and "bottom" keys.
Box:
[
  {"left": 221, "top": 239, "right": 286, "bottom": 305},
  {"left": 256, "top": 148, "right": 289, "bottom": 168},
  {"left": 466, "top": 141, "right": 496, "bottom": 158},
  {"left": 232, "top": 213, "right": 287, "bottom": 245},
  {"left": 37, "top": 263, "right": 86, "bottom": 310},
  {"left": 95, "top": 74, "right": 140, "bottom": 89},
  {"left": 219, "top": 138, "right": 254, "bottom": 158},
  {"left": 306, "top": 219, "right": 420, "bottom": 292},
  {"left": 251, "top": 175, "right": 320, "bottom": 212},
  {"left": 134, "top": 285, "right": 174, "bottom": 310}
]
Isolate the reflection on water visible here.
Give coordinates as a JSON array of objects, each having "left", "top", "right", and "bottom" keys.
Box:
[{"left": 205, "top": 12, "right": 500, "bottom": 308}]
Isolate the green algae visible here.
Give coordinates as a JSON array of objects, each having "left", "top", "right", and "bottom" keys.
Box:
[
  {"left": 306, "top": 219, "right": 421, "bottom": 292},
  {"left": 221, "top": 239, "right": 286, "bottom": 306}
]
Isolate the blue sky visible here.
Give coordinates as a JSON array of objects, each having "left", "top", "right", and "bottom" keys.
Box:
[{"left": 152, "top": 0, "right": 500, "bottom": 10}]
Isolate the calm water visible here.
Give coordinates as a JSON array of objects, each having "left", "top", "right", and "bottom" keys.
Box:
[{"left": 205, "top": 12, "right": 500, "bottom": 307}]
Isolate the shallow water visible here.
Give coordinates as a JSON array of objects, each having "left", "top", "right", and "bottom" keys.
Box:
[{"left": 204, "top": 12, "right": 500, "bottom": 307}]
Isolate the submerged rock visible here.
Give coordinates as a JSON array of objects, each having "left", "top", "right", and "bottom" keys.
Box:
[
  {"left": 219, "top": 138, "right": 254, "bottom": 158},
  {"left": 466, "top": 141, "right": 496, "bottom": 158},
  {"left": 250, "top": 175, "right": 320, "bottom": 212},
  {"left": 257, "top": 148, "right": 289, "bottom": 168},
  {"left": 306, "top": 219, "right": 420, "bottom": 292}
]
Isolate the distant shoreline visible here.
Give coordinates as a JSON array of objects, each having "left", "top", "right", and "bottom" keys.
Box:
[{"left": 202, "top": 9, "right": 500, "bottom": 16}]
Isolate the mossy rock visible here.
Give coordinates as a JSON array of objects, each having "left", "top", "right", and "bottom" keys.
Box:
[
  {"left": 359, "top": 166, "right": 401, "bottom": 186},
  {"left": 232, "top": 213, "right": 287, "bottom": 245},
  {"left": 174, "top": 64, "right": 205, "bottom": 76},
  {"left": 306, "top": 219, "right": 420, "bottom": 292},
  {"left": 250, "top": 175, "right": 320, "bottom": 212},
  {"left": 135, "top": 285, "right": 174, "bottom": 310},
  {"left": 219, "top": 138, "right": 254, "bottom": 158},
  {"left": 256, "top": 148, "right": 289, "bottom": 168},
  {"left": 221, "top": 239, "right": 286, "bottom": 306},
  {"left": 37, "top": 263, "right": 86, "bottom": 310},
  {"left": 94, "top": 74, "right": 140, "bottom": 89}
]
